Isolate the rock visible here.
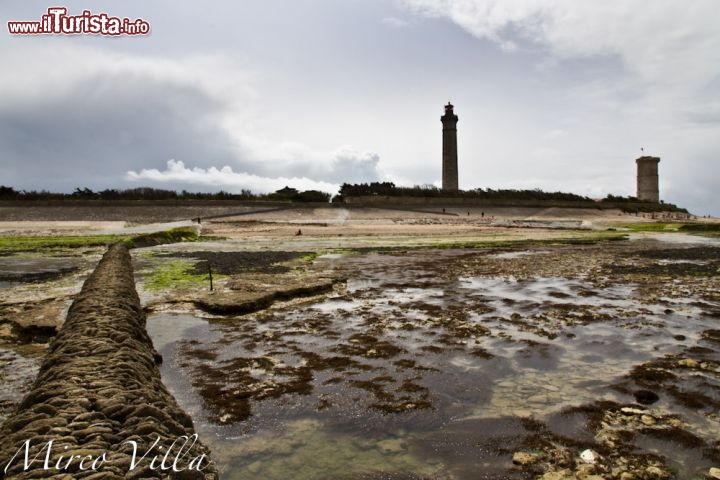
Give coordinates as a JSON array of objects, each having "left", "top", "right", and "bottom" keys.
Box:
[
  {"left": 620, "top": 407, "right": 646, "bottom": 416},
  {"left": 576, "top": 463, "right": 597, "bottom": 476},
  {"left": 580, "top": 449, "right": 599, "bottom": 464},
  {"left": 678, "top": 358, "right": 699, "bottom": 368},
  {"left": 67, "top": 421, "right": 91, "bottom": 430},
  {"left": 644, "top": 465, "right": 670, "bottom": 478},
  {"left": 595, "top": 430, "right": 618, "bottom": 447},
  {"left": 552, "top": 448, "right": 574, "bottom": 468},
  {"left": 72, "top": 411, "right": 105, "bottom": 423},
  {"left": 376, "top": 438, "right": 407, "bottom": 455},
  {"left": 666, "top": 417, "right": 685, "bottom": 428},
  {"left": 619, "top": 473, "right": 635, "bottom": 480},
  {"left": 540, "top": 470, "right": 573, "bottom": 480},
  {"left": 512, "top": 451, "right": 541, "bottom": 465},
  {"left": 24, "top": 416, "right": 68, "bottom": 435},
  {"left": 640, "top": 415, "right": 657, "bottom": 426},
  {"left": 708, "top": 467, "right": 720, "bottom": 479}
]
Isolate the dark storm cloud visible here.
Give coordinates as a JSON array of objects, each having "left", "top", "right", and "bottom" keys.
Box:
[
  {"left": 0, "top": 48, "right": 383, "bottom": 194},
  {"left": 0, "top": 73, "right": 241, "bottom": 192}
]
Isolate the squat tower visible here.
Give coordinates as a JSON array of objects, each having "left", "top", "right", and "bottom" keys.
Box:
[{"left": 636, "top": 156, "right": 660, "bottom": 203}]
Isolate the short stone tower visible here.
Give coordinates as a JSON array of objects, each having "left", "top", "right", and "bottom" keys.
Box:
[
  {"left": 441, "top": 102, "right": 459, "bottom": 192},
  {"left": 636, "top": 156, "right": 660, "bottom": 203}
]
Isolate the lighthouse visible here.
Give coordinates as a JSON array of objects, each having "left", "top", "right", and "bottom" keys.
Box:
[{"left": 441, "top": 102, "right": 459, "bottom": 192}]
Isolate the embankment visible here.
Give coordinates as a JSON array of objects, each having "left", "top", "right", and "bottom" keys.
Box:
[
  {"left": 0, "top": 243, "right": 218, "bottom": 479},
  {"left": 341, "top": 195, "right": 682, "bottom": 213}
]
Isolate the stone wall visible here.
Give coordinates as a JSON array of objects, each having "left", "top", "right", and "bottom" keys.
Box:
[
  {"left": 0, "top": 243, "right": 218, "bottom": 479},
  {"left": 341, "top": 195, "right": 668, "bottom": 211},
  {"left": 341, "top": 195, "right": 601, "bottom": 208}
]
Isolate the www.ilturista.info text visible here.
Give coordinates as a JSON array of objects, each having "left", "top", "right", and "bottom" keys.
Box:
[{"left": 8, "top": 7, "right": 150, "bottom": 36}]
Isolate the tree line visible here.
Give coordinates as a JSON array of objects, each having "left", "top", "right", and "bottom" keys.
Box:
[
  {"left": 0, "top": 184, "right": 686, "bottom": 213},
  {"left": 334, "top": 182, "right": 687, "bottom": 212},
  {"left": 0, "top": 186, "right": 331, "bottom": 203},
  {"left": 335, "top": 182, "right": 592, "bottom": 202}
]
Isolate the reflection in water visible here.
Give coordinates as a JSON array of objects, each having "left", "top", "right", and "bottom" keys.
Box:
[
  {"left": 147, "top": 246, "right": 720, "bottom": 479},
  {"left": 0, "top": 346, "right": 43, "bottom": 423},
  {"left": 0, "top": 256, "right": 86, "bottom": 282},
  {"left": 147, "top": 313, "right": 448, "bottom": 479}
]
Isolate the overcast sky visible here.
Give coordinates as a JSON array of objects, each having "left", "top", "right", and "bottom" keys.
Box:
[{"left": 2, "top": 1, "right": 719, "bottom": 215}]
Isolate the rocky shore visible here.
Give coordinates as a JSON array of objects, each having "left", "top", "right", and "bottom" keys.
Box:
[{"left": 1, "top": 206, "right": 719, "bottom": 479}]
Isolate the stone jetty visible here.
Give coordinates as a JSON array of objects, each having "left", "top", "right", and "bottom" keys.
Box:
[{"left": 0, "top": 243, "right": 218, "bottom": 479}]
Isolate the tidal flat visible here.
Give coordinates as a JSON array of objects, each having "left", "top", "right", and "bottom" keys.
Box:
[
  {"left": 1, "top": 206, "right": 719, "bottom": 479},
  {"left": 145, "top": 237, "right": 719, "bottom": 480}
]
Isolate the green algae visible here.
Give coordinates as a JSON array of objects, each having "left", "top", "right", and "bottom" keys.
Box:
[
  {"left": 620, "top": 222, "right": 720, "bottom": 235},
  {"left": 678, "top": 223, "right": 720, "bottom": 232},
  {"left": 0, "top": 227, "right": 199, "bottom": 254},
  {"left": 143, "top": 259, "right": 224, "bottom": 291},
  {"left": 124, "top": 226, "right": 198, "bottom": 248},
  {"left": 369, "top": 231, "right": 629, "bottom": 252},
  {"left": 0, "top": 234, "right": 128, "bottom": 253},
  {"left": 619, "top": 223, "right": 684, "bottom": 232}
]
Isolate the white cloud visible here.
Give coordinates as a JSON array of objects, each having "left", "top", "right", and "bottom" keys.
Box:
[
  {"left": 126, "top": 160, "right": 339, "bottom": 194},
  {"left": 0, "top": 43, "right": 257, "bottom": 115},
  {"left": 402, "top": 0, "right": 720, "bottom": 119},
  {"left": 328, "top": 147, "right": 381, "bottom": 183},
  {"left": 235, "top": 138, "right": 382, "bottom": 184},
  {"left": 402, "top": 0, "right": 720, "bottom": 84}
]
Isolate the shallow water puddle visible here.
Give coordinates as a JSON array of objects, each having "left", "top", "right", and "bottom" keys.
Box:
[
  {"left": 459, "top": 275, "right": 636, "bottom": 308},
  {"left": 217, "top": 418, "right": 446, "bottom": 480},
  {"left": 457, "top": 275, "right": 717, "bottom": 421},
  {"left": 147, "top": 312, "right": 210, "bottom": 351},
  {"left": 147, "top": 245, "right": 720, "bottom": 478},
  {"left": 148, "top": 313, "right": 450, "bottom": 479},
  {"left": 0, "top": 255, "right": 85, "bottom": 282},
  {"left": 490, "top": 249, "right": 550, "bottom": 260},
  {"left": 0, "top": 346, "right": 43, "bottom": 422}
]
